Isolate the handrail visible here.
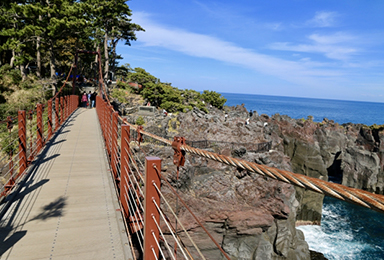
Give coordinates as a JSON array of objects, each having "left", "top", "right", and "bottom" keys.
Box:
[
  {"left": 95, "top": 95, "right": 233, "bottom": 259},
  {"left": 0, "top": 93, "right": 79, "bottom": 200},
  {"left": 114, "top": 113, "right": 384, "bottom": 214},
  {"left": 94, "top": 78, "right": 384, "bottom": 258}
]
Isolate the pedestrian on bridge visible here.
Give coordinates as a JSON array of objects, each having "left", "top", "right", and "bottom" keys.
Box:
[
  {"left": 87, "top": 91, "right": 92, "bottom": 108},
  {"left": 81, "top": 93, "right": 88, "bottom": 108},
  {"left": 90, "top": 91, "right": 97, "bottom": 108}
]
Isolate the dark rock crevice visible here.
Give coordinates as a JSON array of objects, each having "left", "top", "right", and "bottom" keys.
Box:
[{"left": 327, "top": 151, "right": 343, "bottom": 184}]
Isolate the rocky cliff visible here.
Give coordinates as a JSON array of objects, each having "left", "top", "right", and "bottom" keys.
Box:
[{"left": 123, "top": 101, "right": 383, "bottom": 259}]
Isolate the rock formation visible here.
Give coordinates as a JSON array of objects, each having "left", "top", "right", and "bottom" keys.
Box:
[{"left": 124, "top": 100, "right": 384, "bottom": 259}]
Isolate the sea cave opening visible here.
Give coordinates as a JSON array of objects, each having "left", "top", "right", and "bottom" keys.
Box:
[{"left": 327, "top": 151, "right": 343, "bottom": 184}]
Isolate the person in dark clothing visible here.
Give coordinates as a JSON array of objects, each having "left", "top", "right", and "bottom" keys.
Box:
[
  {"left": 249, "top": 110, "right": 253, "bottom": 117},
  {"left": 90, "top": 92, "right": 97, "bottom": 108}
]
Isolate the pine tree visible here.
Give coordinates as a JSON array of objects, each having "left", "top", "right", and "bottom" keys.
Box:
[{"left": 83, "top": 0, "right": 144, "bottom": 81}]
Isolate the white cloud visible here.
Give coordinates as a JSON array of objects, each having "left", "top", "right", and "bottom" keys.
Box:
[
  {"left": 269, "top": 32, "right": 358, "bottom": 60},
  {"left": 306, "top": 11, "right": 339, "bottom": 27},
  {"left": 309, "top": 33, "right": 355, "bottom": 45},
  {"left": 131, "top": 12, "right": 340, "bottom": 87},
  {"left": 265, "top": 22, "right": 283, "bottom": 31}
]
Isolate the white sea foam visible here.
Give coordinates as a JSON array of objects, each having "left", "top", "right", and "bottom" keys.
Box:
[
  {"left": 297, "top": 200, "right": 376, "bottom": 260},
  {"left": 298, "top": 224, "right": 369, "bottom": 260}
]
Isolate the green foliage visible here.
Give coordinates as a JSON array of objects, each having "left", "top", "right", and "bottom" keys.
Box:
[
  {"left": 370, "top": 124, "right": 384, "bottom": 130},
  {"left": 115, "top": 63, "right": 133, "bottom": 80},
  {"left": 0, "top": 65, "right": 48, "bottom": 119},
  {"left": 116, "top": 81, "right": 131, "bottom": 89},
  {"left": 201, "top": 90, "right": 226, "bottom": 109},
  {"left": 136, "top": 116, "right": 145, "bottom": 126},
  {"left": 0, "top": 0, "right": 143, "bottom": 79},
  {"left": 0, "top": 64, "right": 22, "bottom": 84},
  {"left": 126, "top": 67, "right": 226, "bottom": 113},
  {"left": 110, "top": 88, "right": 130, "bottom": 104},
  {"left": 128, "top": 68, "right": 158, "bottom": 92}
]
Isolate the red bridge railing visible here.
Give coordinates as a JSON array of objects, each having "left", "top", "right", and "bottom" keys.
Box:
[
  {"left": 95, "top": 94, "right": 231, "bottom": 259},
  {"left": 94, "top": 79, "right": 384, "bottom": 259},
  {"left": 0, "top": 94, "right": 78, "bottom": 202}
]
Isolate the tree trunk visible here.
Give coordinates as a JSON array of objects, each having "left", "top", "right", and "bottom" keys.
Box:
[
  {"left": 10, "top": 49, "right": 15, "bottom": 67},
  {"left": 49, "top": 42, "right": 56, "bottom": 79},
  {"left": 104, "top": 31, "right": 109, "bottom": 80},
  {"left": 111, "top": 38, "right": 119, "bottom": 80},
  {"left": 36, "top": 14, "right": 42, "bottom": 78},
  {"left": 20, "top": 63, "right": 27, "bottom": 81}
]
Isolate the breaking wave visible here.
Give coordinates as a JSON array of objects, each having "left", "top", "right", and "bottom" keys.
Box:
[{"left": 297, "top": 197, "right": 384, "bottom": 260}]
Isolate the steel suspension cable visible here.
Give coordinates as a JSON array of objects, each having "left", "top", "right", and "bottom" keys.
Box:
[
  {"left": 152, "top": 182, "right": 206, "bottom": 260},
  {"left": 151, "top": 215, "right": 177, "bottom": 260},
  {"left": 157, "top": 169, "right": 231, "bottom": 260},
  {"left": 151, "top": 231, "right": 166, "bottom": 260},
  {"left": 122, "top": 165, "right": 145, "bottom": 251},
  {"left": 123, "top": 162, "right": 144, "bottom": 212},
  {"left": 114, "top": 117, "right": 384, "bottom": 213},
  {"left": 152, "top": 199, "right": 190, "bottom": 260}
]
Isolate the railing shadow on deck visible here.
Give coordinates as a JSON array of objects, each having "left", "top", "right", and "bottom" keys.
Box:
[
  {"left": 0, "top": 95, "right": 80, "bottom": 220},
  {"left": 0, "top": 99, "right": 81, "bottom": 257}
]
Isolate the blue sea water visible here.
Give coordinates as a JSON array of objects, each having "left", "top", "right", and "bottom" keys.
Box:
[
  {"left": 221, "top": 92, "right": 384, "bottom": 260},
  {"left": 222, "top": 92, "right": 384, "bottom": 126}
]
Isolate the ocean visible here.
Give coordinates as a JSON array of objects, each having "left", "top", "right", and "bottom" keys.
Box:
[
  {"left": 221, "top": 92, "right": 384, "bottom": 260},
  {"left": 222, "top": 93, "right": 384, "bottom": 126}
]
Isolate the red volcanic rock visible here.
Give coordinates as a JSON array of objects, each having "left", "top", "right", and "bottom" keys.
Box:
[{"left": 134, "top": 104, "right": 384, "bottom": 259}]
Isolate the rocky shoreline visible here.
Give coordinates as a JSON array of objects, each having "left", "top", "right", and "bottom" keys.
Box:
[{"left": 118, "top": 100, "right": 382, "bottom": 259}]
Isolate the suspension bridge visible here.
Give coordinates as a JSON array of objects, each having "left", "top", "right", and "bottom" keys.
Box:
[{"left": 1, "top": 62, "right": 384, "bottom": 259}]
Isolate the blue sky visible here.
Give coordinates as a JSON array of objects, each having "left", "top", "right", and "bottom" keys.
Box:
[{"left": 117, "top": 0, "right": 384, "bottom": 102}]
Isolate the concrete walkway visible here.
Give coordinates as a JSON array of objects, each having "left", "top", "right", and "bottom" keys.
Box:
[{"left": 0, "top": 108, "right": 133, "bottom": 260}]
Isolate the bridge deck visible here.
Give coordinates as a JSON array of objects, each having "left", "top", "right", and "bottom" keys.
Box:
[{"left": 0, "top": 108, "right": 132, "bottom": 260}]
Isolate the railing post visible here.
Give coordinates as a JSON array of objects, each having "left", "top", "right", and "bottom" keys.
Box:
[
  {"left": 64, "top": 96, "right": 68, "bottom": 120},
  {"left": 120, "top": 124, "right": 130, "bottom": 218},
  {"left": 71, "top": 95, "right": 74, "bottom": 113},
  {"left": 100, "top": 100, "right": 104, "bottom": 135},
  {"left": 60, "top": 96, "right": 64, "bottom": 125},
  {"left": 103, "top": 101, "right": 107, "bottom": 139},
  {"left": 111, "top": 111, "right": 119, "bottom": 179},
  {"left": 144, "top": 157, "right": 161, "bottom": 260},
  {"left": 96, "top": 96, "right": 100, "bottom": 118},
  {"left": 18, "top": 110, "right": 27, "bottom": 177},
  {"left": 48, "top": 99, "right": 53, "bottom": 140},
  {"left": 67, "top": 95, "right": 70, "bottom": 118},
  {"left": 68, "top": 95, "right": 72, "bottom": 115},
  {"left": 55, "top": 98, "right": 59, "bottom": 131},
  {"left": 107, "top": 105, "right": 113, "bottom": 156},
  {"left": 36, "top": 104, "right": 43, "bottom": 153},
  {"left": 103, "top": 101, "right": 107, "bottom": 142}
]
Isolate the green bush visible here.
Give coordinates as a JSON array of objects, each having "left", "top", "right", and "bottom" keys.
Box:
[
  {"left": 136, "top": 116, "right": 145, "bottom": 125},
  {"left": 116, "top": 81, "right": 131, "bottom": 89},
  {"left": 201, "top": 90, "right": 226, "bottom": 109},
  {"left": 110, "top": 88, "right": 129, "bottom": 104}
]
